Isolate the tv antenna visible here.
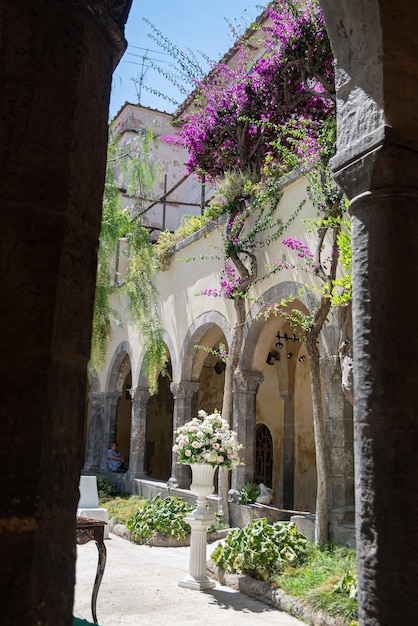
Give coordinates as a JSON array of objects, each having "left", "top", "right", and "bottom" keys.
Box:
[{"left": 124, "top": 46, "right": 171, "bottom": 106}]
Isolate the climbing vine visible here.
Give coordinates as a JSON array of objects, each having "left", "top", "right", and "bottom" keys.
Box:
[{"left": 90, "top": 130, "right": 167, "bottom": 394}]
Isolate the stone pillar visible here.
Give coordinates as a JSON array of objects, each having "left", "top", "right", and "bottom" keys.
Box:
[
  {"left": 231, "top": 371, "right": 263, "bottom": 490},
  {"left": 321, "top": 355, "right": 355, "bottom": 543},
  {"left": 318, "top": 2, "right": 418, "bottom": 620},
  {"left": 128, "top": 386, "right": 150, "bottom": 478},
  {"left": 83, "top": 392, "right": 106, "bottom": 473},
  {"left": 347, "top": 171, "right": 418, "bottom": 622},
  {"left": 100, "top": 392, "right": 122, "bottom": 472},
  {"left": 170, "top": 381, "right": 199, "bottom": 487},
  {"left": 0, "top": 1, "right": 132, "bottom": 623},
  {"left": 280, "top": 390, "right": 295, "bottom": 510}
]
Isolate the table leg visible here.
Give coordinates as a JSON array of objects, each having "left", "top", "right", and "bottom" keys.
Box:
[{"left": 91, "top": 538, "right": 107, "bottom": 624}]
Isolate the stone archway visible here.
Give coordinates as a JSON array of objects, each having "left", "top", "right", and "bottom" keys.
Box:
[
  {"left": 179, "top": 311, "right": 233, "bottom": 381},
  {"left": 169, "top": 312, "right": 233, "bottom": 487},
  {"left": 128, "top": 334, "right": 176, "bottom": 481},
  {"left": 238, "top": 282, "right": 315, "bottom": 508},
  {"left": 102, "top": 343, "right": 133, "bottom": 471}
]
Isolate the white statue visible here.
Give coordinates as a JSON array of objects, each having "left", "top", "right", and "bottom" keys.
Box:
[{"left": 256, "top": 483, "right": 273, "bottom": 505}]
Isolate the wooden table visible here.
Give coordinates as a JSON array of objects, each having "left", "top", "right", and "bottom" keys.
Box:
[{"left": 76, "top": 516, "right": 107, "bottom": 624}]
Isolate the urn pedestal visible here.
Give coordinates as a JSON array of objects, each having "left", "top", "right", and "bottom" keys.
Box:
[{"left": 179, "top": 463, "right": 216, "bottom": 590}]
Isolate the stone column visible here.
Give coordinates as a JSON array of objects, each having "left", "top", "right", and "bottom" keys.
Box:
[
  {"left": 0, "top": 1, "right": 132, "bottom": 623},
  {"left": 321, "top": 355, "right": 354, "bottom": 544},
  {"left": 346, "top": 169, "right": 418, "bottom": 623},
  {"left": 231, "top": 371, "right": 263, "bottom": 490},
  {"left": 280, "top": 390, "right": 295, "bottom": 510},
  {"left": 100, "top": 392, "right": 122, "bottom": 472},
  {"left": 128, "top": 386, "right": 150, "bottom": 478},
  {"left": 318, "top": 2, "right": 418, "bottom": 620},
  {"left": 83, "top": 392, "right": 106, "bottom": 473},
  {"left": 170, "top": 381, "right": 199, "bottom": 487}
]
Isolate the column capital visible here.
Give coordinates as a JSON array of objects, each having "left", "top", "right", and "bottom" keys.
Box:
[
  {"left": 170, "top": 381, "right": 199, "bottom": 399},
  {"left": 233, "top": 370, "right": 263, "bottom": 393},
  {"left": 88, "top": 391, "right": 106, "bottom": 404},
  {"left": 331, "top": 126, "right": 418, "bottom": 203},
  {"left": 104, "top": 391, "right": 121, "bottom": 406},
  {"left": 130, "top": 386, "right": 150, "bottom": 403}
]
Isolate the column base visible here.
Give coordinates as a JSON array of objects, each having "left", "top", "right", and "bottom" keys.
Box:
[{"left": 178, "top": 575, "right": 216, "bottom": 591}]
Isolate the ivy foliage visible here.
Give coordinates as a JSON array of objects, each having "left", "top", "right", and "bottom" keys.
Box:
[
  {"left": 126, "top": 494, "right": 224, "bottom": 541},
  {"left": 211, "top": 519, "right": 308, "bottom": 580},
  {"left": 127, "top": 495, "right": 193, "bottom": 541},
  {"left": 90, "top": 130, "right": 167, "bottom": 393},
  {"left": 331, "top": 220, "right": 352, "bottom": 307}
]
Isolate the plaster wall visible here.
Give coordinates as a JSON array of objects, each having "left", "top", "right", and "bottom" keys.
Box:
[
  {"left": 95, "top": 172, "right": 338, "bottom": 507},
  {"left": 98, "top": 174, "right": 327, "bottom": 390}
]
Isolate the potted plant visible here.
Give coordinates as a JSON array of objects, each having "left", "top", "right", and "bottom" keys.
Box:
[{"left": 174, "top": 410, "right": 243, "bottom": 590}]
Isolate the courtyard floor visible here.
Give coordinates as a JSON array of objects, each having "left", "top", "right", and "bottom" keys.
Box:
[{"left": 74, "top": 532, "right": 305, "bottom": 626}]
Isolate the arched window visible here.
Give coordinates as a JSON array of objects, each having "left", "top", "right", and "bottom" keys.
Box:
[{"left": 255, "top": 424, "right": 273, "bottom": 488}]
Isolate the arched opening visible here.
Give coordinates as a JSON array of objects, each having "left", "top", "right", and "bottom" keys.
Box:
[
  {"left": 145, "top": 359, "right": 174, "bottom": 480},
  {"left": 195, "top": 338, "right": 226, "bottom": 415},
  {"left": 115, "top": 370, "right": 132, "bottom": 467}
]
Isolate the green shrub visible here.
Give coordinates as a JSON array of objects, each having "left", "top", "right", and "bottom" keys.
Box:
[
  {"left": 211, "top": 519, "right": 308, "bottom": 580},
  {"left": 96, "top": 474, "right": 120, "bottom": 499},
  {"left": 127, "top": 495, "right": 194, "bottom": 541},
  {"left": 240, "top": 481, "right": 260, "bottom": 504}
]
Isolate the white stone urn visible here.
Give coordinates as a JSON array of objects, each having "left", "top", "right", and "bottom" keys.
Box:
[
  {"left": 189, "top": 463, "right": 216, "bottom": 515},
  {"left": 178, "top": 463, "right": 217, "bottom": 590}
]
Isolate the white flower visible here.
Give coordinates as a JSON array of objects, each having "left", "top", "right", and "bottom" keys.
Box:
[{"left": 173, "top": 409, "right": 243, "bottom": 468}]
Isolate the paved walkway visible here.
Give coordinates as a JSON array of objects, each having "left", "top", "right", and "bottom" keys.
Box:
[{"left": 74, "top": 532, "right": 305, "bottom": 626}]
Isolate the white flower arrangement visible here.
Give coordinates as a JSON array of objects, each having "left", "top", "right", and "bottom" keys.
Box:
[{"left": 173, "top": 409, "right": 242, "bottom": 468}]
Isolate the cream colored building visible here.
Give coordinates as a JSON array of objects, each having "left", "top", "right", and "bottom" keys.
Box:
[
  {"left": 84, "top": 168, "right": 354, "bottom": 544},
  {"left": 84, "top": 9, "right": 354, "bottom": 543}
]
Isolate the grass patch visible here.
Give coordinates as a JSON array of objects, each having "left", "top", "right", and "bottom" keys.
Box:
[
  {"left": 99, "top": 495, "right": 145, "bottom": 524},
  {"left": 274, "top": 543, "right": 357, "bottom": 624}
]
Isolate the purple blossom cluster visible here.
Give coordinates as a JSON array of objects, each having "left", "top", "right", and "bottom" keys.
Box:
[
  {"left": 219, "top": 261, "right": 243, "bottom": 298},
  {"left": 198, "top": 261, "right": 243, "bottom": 299},
  {"left": 282, "top": 237, "right": 314, "bottom": 259},
  {"left": 162, "top": 0, "right": 334, "bottom": 180},
  {"left": 276, "top": 237, "right": 321, "bottom": 275}
]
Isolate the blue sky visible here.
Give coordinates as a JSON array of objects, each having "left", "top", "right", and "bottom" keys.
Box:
[{"left": 110, "top": 0, "right": 266, "bottom": 119}]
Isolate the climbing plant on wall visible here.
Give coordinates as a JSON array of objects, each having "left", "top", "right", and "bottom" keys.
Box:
[
  {"left": 91, "top": 129, "right": 167, "bottom": 394},
  {"left": 157, "top": 0, "right": 336, "bottom": 526}
]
